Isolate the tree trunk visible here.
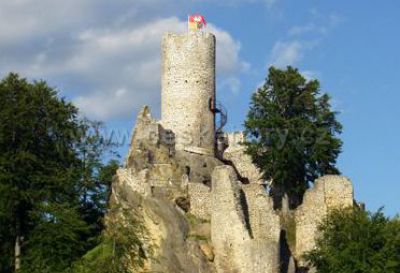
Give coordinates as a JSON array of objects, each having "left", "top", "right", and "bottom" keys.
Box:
[
  {"left": 271, "top": 184, "right": 285, "bottom": 210},
  {"left": 14, "top": 214, "right": 23, "bottom": 272},
  {"left": 271, "top": 183, "right": 305, "bottom": 210},
  {"left": 14, "top": 235, "right": 21, "bottom": 272}
]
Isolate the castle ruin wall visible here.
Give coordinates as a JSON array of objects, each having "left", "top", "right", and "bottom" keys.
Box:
[
  {"left": 224, "top": 132, "right": 263, "bottom": 183},
  {"left": 188, "top": 183, "right": 212, "bottom": 221},
  {"left": 294, "top": 175, "right": 354, "bottom": 267}
]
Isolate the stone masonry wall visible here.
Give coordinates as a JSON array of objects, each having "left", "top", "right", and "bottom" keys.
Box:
[
  {"left": 161, "top": 32, "right": 216, "bottom": 155},
  {"left": 242, "top": 183, "right": 281, "bottom": 273},
  {"left": 224, "top": 132, "right": 263, "bottom": 183},
  {"left": 211, "top": 165, "right": 251, "bottom": 273},
  {"left": 188, "top": 183, "right": 211, "bottom": 221},
  {"left": 294, "top": 175, "right": 354, "bottom": 267},
  {"left": 211, "top": 166, "right": 280, "bottom": 273},
  {"left": 242, "top": 184, "right": 280, "bottom": 242}
]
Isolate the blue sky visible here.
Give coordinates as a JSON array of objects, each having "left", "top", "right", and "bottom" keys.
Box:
[{"left": 0, "top": 0, "right": 399, "bottom": 215}]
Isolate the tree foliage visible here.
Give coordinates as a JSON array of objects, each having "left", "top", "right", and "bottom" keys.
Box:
[
  {"left": 305, "top": 208, "right": 400, "bottom": 273},
  {"left": 74, "top": 119, "right": 120, "bottom": 243},
  {"left": 244, "top": 66, "right": 342, "bottom": 207},
  {"left": 0, "top": 73, "right": 81, "bottom": 272},
  {"left": 20, "top": 204, "right": 90, "bottom": 273},
  {"left": 0, "top": 73, "right": 119, "bottom": 272},
  {"left": 71, "top": 207, "right": 149, "bottom": 273}
]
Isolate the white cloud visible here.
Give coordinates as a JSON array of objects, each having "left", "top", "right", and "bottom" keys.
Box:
[
  {"left": 0, "top": 0, "right": 105, "bottom": 45},
  {"left": 0, "top": 1, "right": 247, "bottom": 121},
  {"left": 287, "top": 13, "right": 343, "bottom": 37},
  {"left": 71, "top": 17, "right": 184, "bottom": 119},
  {"left": 219, "top": 77, "right": 241, "bottom": 94},
  {"left": 301, "top": 70, "right": 318, "bottom": 81},
  {"left": 209, "top": 24, "right": 249, "bottom": 76},
  {"left": 269, "top": 41, "right": 303, "bottom": 67},
  {"left": 70, "top": 18, "right": 246, "bottom": 119},
  {"left": 268, "top": 11, "right": 343, "bottom": 70},
  {"left": 288, "top": 24, "right": 328, "bottom": 36}
]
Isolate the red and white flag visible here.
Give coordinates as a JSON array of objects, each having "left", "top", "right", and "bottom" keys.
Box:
[{"left": 188, "top": 14, "right": 207, "bottom": 31}]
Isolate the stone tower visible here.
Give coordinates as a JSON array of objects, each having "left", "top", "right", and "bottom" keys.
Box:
[
  {"left": 161, "top": 32, "right": 216, "bottom": 156},
  {"left": 109, "top": 27, "right": 356, "bottom": 273}
]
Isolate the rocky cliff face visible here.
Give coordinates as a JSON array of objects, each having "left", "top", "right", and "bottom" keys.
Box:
[{"left": 108, "top": 106, "right": 354, "bottom": 273}]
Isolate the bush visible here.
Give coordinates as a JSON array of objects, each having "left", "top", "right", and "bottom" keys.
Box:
[
  {"left": 70, "top": 207, "right": 149, "bottom": 273},
  {"left": 305, "top": 208, "right": 400, "bottom": 273}
]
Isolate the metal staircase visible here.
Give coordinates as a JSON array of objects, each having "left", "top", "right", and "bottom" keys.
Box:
[{"left": 214, "top": 101, "right": 227, "bottom": 133}]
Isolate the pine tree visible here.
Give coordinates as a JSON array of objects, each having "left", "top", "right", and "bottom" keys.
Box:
[
  {"left": 244, "top": 66, "right": 342, "bottom": 208},
  {"left": 74, "top": 119, "right": 120, "bottom": 243}
]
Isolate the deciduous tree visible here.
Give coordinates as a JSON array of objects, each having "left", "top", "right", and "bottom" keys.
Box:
[
  {"left": 305, "top": 208, "right": 400, "bottom": 273},
  {"left": 0, "top": 73, "right": 119, "bottom": 272}
]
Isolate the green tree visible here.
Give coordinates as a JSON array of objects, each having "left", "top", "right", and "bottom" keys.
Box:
[
  {"left": 0, "top": 73, "right": 119, "bottom": 272},
  {"left": 74, "top": 119, "right": 120, "bottom": 244},
  {"left": 0, "top": 73, "right": 82, "bottom": 272},
  {"left": 71, "top": 207, "right": 148, "bottom": 273},
  {"left": 305, "top": 208, "right": 400, "bottom": 273},
  {"left": 244, "top": 66, "right": 342, "bottom": 208},
  {"left": 20, "top": 204, "right": 90, "bottom": 273}
]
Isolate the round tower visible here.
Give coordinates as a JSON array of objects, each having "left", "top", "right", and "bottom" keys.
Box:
[{"left": 161, "top": 32, "right": 216, "bottom": 155}]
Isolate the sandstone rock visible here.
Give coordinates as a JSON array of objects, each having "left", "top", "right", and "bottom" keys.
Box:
[
  {"left": 189, "top": 222, "right": 211, "bottom": 240},
  {"left": 199, "top": 242, "right": 214, "bottom": 262},
  {"left": 107, "top": 31, "right": 356, "bottom": 273},
  {"left": 111, "top": 112, "right": 356, "bottom": 273},
  {"left": 287, "top": 256, "right": 296, "bottom": 273},
  {"left": 175, "top": 196, "right": 190, "bottom": 212}
]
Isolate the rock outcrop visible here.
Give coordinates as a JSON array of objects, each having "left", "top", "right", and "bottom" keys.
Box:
[
  {"left": 108, "top": 106, "right": 354, "bottom": 273},
  {"left": 107, "top": 31, "right": 355, "bottom": 273},
  {"left": 211, "top": 166, "right": 280, "bottom": 273}
]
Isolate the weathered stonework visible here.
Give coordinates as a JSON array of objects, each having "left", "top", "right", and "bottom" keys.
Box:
[
  {"left": 108, "top": 31, "right": 356, "bottom": 273},
  {"left": 161, "top": 32, "right": 216, "bottom": 155},
  {"left": 211, "top": 166, "right": 252, "bottom": 273},
  {"left": 241, "top": 184, "right": 280, "bottom": 242},
  {"left": 240, "top": 184, "right": 281, "bottom": 273},
  {"left": 224, "top": 132, "right": 263, "bottom": 183},
  {"left": 188, "top": 183, "right": 212, "bottom": 221},
  {"left": 211, "top": 167, "right": 281, "bottom": 273},
  {"left": 294, "top": 175, "right": 354, "bottom": 267}
]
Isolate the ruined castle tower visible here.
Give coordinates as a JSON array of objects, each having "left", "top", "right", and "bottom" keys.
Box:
[
  {"left": 110, "top": 25, "right": 356, "bottom": 273},
  {"left": 161, "top": 32, "right": 216, "bottom": 155}
]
